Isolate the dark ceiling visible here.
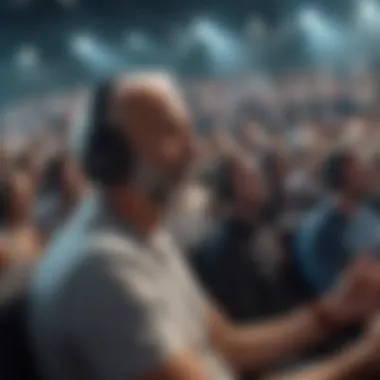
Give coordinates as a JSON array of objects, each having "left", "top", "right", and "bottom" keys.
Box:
[
  {"left": 0, "top": 0, "right": 357, "bottom": 59},
  {"left": 0, "top": 0, "right": 360, "bottom": 103},
  {"left": 0, "top": 0, "right": 355, "bottom": 32}
]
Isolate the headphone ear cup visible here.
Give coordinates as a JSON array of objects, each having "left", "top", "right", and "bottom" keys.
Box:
[
  {"left": 83, "top": 79, "right": 134, "bottom": 186},
  {"left": 85, "top": 126, "right": 132, "bottom": 186}
]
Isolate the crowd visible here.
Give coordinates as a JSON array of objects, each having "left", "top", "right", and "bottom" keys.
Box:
[{"left": 1, "top": 72, "right": 380, "bottom": 379}]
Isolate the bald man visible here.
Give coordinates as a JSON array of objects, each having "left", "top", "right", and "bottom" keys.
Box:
[{"left": 28, "top": 74, "right": 380, "bottom": 380}]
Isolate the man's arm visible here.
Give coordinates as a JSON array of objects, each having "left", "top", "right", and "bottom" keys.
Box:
[
  {"left": 70, "top": 251, "right": 209, "bottom": 380},
  {"left": 207, "top": 258, "right": 380, "bottom": 373},
  {"left": 263, "top": 346, "right": 372, "bottom": 380},
  {"left": 264, "top": 320, "right": 380, "bottom": 380},
  {"left": 138, "top": 350, "right": 208, "bottom": 380},
  {"left": 207, "top": 302, "right": 331, "bottom": 372}
]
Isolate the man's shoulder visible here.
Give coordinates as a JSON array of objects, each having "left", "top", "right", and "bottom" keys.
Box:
[
  {"left": 30, "top": 227, "right": 150, "bottom": 327},
  {"left": 50, "top": 194, "right": 145, "bottom": 258},
  {"left": 56, "top": 227, "right": 144, "bottom": 279},
  {"left": 358, "top": 205, "right": 380, "bottom": 221},
  {"left": 86, "top": 229, "right": 141, "bottom": 258},
  {"left": 302, "top": 202, "right": 341, "bottom": 232},
  {"left": 32, "top": 198, "right": 146, "bottom": 302},
  {"left": 297, "top": 202, "right": 352, "bottom": 258}
]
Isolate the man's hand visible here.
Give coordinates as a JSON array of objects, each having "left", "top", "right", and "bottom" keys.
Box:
[
  {"left": 206, "top": 257, "right": 380, "bottom": 373},
  {"left": 262, "top": 315, "right": 380, "bottom": 380},
  {"left": 320, "top": 257, "right": 380, "bottom": 328},
  {"left": 357, "top": 314, "right": 380, "bottom": 371}
]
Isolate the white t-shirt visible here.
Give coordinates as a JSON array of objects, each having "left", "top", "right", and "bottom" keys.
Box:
[
  {"left": 28, "top": 195, "right": 234, "bottom": 380},
  {"left": 166, "top": 184, "right": 213, "bottom": 252}
]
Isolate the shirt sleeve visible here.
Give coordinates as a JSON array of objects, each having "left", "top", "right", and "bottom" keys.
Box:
[
  {"left": 66, "top": 250, "right": 186, "bottom": 380},
  {"left": 297, "top": 213, "right": 350, "bottom": 295}
]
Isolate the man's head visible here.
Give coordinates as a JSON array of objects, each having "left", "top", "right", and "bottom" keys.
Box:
[
  {"left": 321, "top": 149, "right": 369, "bottom": 200},
  {"left": 210, "top": 152, "right": 265, "bottom": 220},
  {"left": 81, "top": 73, "right": 195, "bottom": 205}
]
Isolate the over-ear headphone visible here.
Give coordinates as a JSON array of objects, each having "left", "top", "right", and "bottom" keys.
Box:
[{"left": 83, "top": 79, "right": 133, "bottom": 186}]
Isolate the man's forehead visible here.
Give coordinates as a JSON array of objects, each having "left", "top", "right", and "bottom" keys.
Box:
[
  {"left": 114, "top": 74, "right": 189, "bottom": 120},
  {"left": 238, "top": 153, "right": 257, "bottom": 170}
]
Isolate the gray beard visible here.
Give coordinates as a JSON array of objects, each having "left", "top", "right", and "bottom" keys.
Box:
[
  {"left": 147, "top": 182, "right": 175, "bottom": 205},
  {"left": 131, "top": 164, "right": 178, "bottom": 207}
]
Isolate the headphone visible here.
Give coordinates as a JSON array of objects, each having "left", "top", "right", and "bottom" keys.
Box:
[{"left": 83, "top": 79, "right": 133, "bottom": 186}]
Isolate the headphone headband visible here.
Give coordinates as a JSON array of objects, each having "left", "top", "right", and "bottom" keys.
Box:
[
  {"left": 91, "top": 79, "right": 115, "bottom": 129},
  {"left": 82, "top": 79, "right": 133, "bottom": 186}
]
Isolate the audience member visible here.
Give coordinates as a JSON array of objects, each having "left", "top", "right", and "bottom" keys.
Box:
[
  {"left": 194, "top": 152, "right": 283, "bottom": 324},
  {"left": 296, "top": 149, "right": 380, "bottom": 294},
  {"left": 0, "top": 170, "right": 40, "bottom": 272}
]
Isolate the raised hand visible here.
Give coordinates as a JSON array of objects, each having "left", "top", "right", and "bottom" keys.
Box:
[{"left": 320, "top": 257, "right": 380, "bottom": 327}]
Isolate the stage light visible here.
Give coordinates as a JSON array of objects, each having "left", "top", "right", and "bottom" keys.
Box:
[
  {"left": 360, "top": 0, "right": 378, "bottom": 19},
  {"left": 246, "top": 17, "right": 266, "bottom": 39},
  {"left": 15, "top": 45, "right": 39, "bottom": 69},
  {"left": 126, "top": 32, "right": 148, "bottom": 50},
  {"left": 192, "top": 18, "right": 214, "bottom": 41},
  {"left": 299, "top": 8, "right": 320, "bottom": 30},
  {"left": 358, "top": 0, "right": 380, "bottom": 26},
  {"left": 70, "top": 34, "right": 94, "bottom": 56}
]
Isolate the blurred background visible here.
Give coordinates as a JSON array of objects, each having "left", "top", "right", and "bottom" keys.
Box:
[
  {"left": 2, "top": 0, "right": 380, "bottom": 146},
  {"left": 3, "top": 0, "right": 380, "bottom": 258},
  {"left": 3, "top": 0, "right": 380, "bottom": 265},
  {"left": 1, "top": 0, "right": 380, "bottom": 106},
  {"left": 3, "top": 2, "right": 380, "bottom": 379}
]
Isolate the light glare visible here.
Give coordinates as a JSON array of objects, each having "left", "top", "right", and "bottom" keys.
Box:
[
  {"left": 299, "top": 9, "right": 320, "bottom": 30},
  {"left": 15, "top": 45, "right": 39, "bottom": 69},
  {"left": 71, "top": 34, "right": 94, "bottom": 56}
]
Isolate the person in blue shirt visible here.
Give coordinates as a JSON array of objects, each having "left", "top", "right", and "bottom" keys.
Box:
[{"left": 296, "top": 149, "right": 380, "bottom": 295}]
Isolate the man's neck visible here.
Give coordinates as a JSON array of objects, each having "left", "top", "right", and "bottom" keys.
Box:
[{"left": 104, "top": 187, "right": 162, "bottom": 236}]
